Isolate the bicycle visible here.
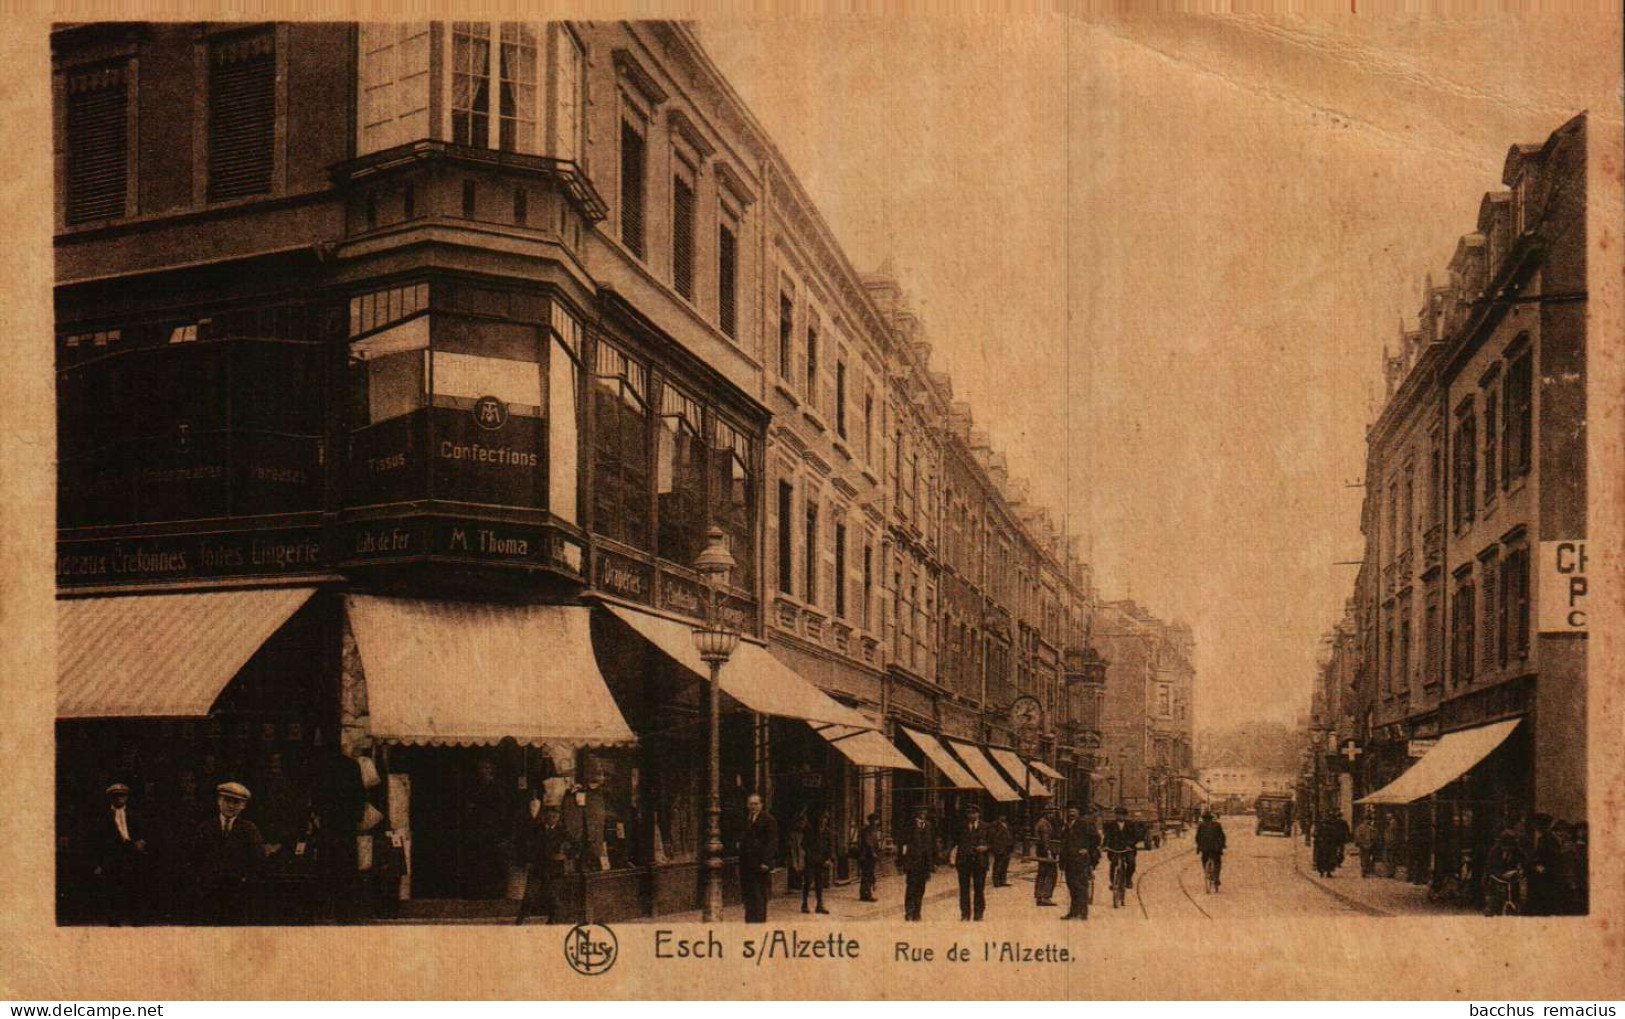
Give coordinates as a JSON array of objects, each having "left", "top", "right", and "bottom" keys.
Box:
[
  {"left": 1483, "top": 871, "right": 1521, "bottom": 916},
  {"left": 1202, "top": 853, "right": 1220, "bottom": 894},
  {"left": 1107, "top": 847, "right": 1133, "bottom": 908}
]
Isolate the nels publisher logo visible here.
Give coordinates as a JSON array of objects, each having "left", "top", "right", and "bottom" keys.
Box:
[
  {"left": 564, "top": 923, "right": 618, "bottom": 976},
  {"left": 472, "top": 395, "right": 509, "bottom": 431}
]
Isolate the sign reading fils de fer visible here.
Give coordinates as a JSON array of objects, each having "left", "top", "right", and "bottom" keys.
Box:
[{"left": 1538, "top": 540, "right": 1588, "bottom": 632}]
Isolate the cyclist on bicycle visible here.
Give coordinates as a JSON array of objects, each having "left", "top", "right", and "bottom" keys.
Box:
[
  {"left": 1102, "top": 807, "right": 1139, "bottom": 889},
  {"left": 1195, "top": 810, "right": 1227, "bottom": 889}
]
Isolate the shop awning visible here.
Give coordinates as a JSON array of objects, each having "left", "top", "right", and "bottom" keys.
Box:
[
  {"left": 947, "top": 741, "right": 1024, "bottom": 802},
  {"left": 899, "top": 727, "right": 981, "bottom": 789},
  {"left": 58, "top": 587, "right": 317, "bottom": 719},
  {"left": 1357, "top": 719, "right": 1521, "bottom": 805},
  {"left": 1029, "top": 759, "right": 1065, "bottom": 781},
  {"left": 603, "top": 605, "right": 874, "bottom": 729},
  {"left": 347, "top": 595, "right": 635, "bottom": 748},
  {"left": 813, "top": 723, "right": 920, "bottom": 771},
  {"left": 988, "top": 747, "right": 1054, "bottom": 798}
]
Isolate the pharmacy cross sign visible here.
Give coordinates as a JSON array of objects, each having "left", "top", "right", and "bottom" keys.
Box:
[{"left": 1340, "top": 740, "right": 1363, "bottom": 764}]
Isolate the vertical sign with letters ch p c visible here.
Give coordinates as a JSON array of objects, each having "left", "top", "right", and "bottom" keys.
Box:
[{"left": 1538, "top": 540, "right": 1588, "bottom": 633}]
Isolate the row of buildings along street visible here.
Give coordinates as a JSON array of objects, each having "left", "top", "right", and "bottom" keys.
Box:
[
  {"left": 1301, "top": 113, "right": 1591, "bottom": 916},
  {"left": 52, "top": 20, "right": 1199, "bottom": 926}
]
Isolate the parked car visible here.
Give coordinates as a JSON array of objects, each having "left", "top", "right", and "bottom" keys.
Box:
[{"left": 1254, "top": 795, "right": 1295, "bottom": 836}]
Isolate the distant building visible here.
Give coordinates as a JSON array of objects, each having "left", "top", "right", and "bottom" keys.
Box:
[{"left": 1095, "top": 601, "right": 1197, "bottom": 817}]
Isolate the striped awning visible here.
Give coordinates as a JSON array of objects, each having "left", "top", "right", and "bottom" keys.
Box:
[
  {"left": 58, "top": 588, "right": 316, "bottom": 719},
  {"left": 947, "top": 741, "right": 1024, "bottom": 802},
  {"left": 898, "top": 727, "right": 981, "bottom": 789},
  {"left": 347, "top": 595, "right": 635, "bottom": 748},
  {"left": 988, "top": 746, "right": 1054, "bottom": 798},
  {"left": 813, "top": 723, "right": 920, "bottom": 771}
]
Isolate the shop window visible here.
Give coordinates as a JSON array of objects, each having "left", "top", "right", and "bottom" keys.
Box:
[
  {"left": 657, "top": 383, "right": 706, "bottom": 566},
  {"left": 63, "top": 62, "right": 129, "bottom": 224},
  {"left": 208, "top": 30, "right": 277, "bottom": 202},
  {"left": 717, "top": 217, "right": 738, "bottom": 339},
  {"left": 776, "top": 481, "right": 793, "bottom": 596},
  {"left": 672, "top": 164, "right": 696, "bottom": 300},
  {"left": 592, "top": 340, "right": 650, "bottom": 549},
  {"left": 1503, "top": 346, "right": 1533, "bottom": 485},
  {"left": 619, "top": 119, "right": 645, "bottom": 258},
  {"left": 709, "top": 417, "right": 755, "bottom": 592},
  {"left": 549, "top": 304, "right": 582, "bottom": 524}
]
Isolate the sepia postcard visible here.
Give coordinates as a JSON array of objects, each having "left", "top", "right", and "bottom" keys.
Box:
[{"left": 1, "top": 2, "right": 1622, "bottom": 1002}]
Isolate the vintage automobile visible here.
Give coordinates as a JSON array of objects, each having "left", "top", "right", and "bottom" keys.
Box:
[{"left": 1254, "top": 795, "right": 1295, "bottom": 836}]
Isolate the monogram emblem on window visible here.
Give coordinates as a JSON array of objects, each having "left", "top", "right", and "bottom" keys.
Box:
[{"left": 472, "top": 395, "right": 508, "bottom": 431}]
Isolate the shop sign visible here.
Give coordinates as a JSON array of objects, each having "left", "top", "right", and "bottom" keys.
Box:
[
  {"left": 597, "top": 550, "right": 652, "bottom": 603},
  {"left": 57, "top": 526, "right": 325, "bottom": 586},
  {"left": 1539, "top": 540, "right": 1588, "bottom": 632},
  {"left": 436, "top": 520, "right": 543, "bottom": 561},
  {"left": 659, "top": 570, "right": 707, "bottom": 621},
  {"left": 1407, "top": 738, "right": 1437, "bottom": 758},
  {"left": 350, "top": 521, "right": 420, "bottom": 562}
]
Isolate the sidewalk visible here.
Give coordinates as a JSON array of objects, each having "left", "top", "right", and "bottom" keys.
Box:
[
  {"left": 626, "top": 857, "right": 1041, "bottom": 924},
  {"left": 1291, "top": 842, "right": 1474, "bottom": 917}
]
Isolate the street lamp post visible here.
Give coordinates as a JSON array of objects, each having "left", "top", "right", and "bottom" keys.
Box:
[{"left": 692, "top": 526, "right": 740, "bottom": 924}]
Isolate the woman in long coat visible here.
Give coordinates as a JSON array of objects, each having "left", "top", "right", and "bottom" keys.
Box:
[{"left": 1312, "top": 814, "right": 1347, "bottom": 878}]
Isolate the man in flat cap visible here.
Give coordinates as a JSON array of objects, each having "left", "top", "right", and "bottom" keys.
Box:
[
  {"left": 93, "top": 782, "right": 149, "bottom": 924},
  {"left": 190, "top": 781, "right": 263, "bottom": 925},
  {"left": 516, "top": 800, "right": 575, "bottom": 925}
]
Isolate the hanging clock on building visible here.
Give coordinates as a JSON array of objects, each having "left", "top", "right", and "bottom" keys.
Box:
[{"left": 1009, "top": 696, "right": 1042, "bottom": 749}]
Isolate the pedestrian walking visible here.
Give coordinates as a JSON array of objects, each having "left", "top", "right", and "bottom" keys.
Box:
[
  {"left": 1354, "top": 812, "right": 1379, "bottom": 878},
  {"left": 1195, "top": 811, "right": 1226, "bottom": 889},
  {"left": 1526, "top": 813, "right": 1563, "bottom": 915},
  {"left": 190, "top": 781, "right": 263, "bottom": 925},
  {"left": 989, "top": 813, "right": 1015, "bottom": 888},
  {"left": 857, "top": 812, "right": 883, "bottom": 903},
  {"left": 92, "top": 782, "right": 150, "bottom": 925},
  {"left": 952, "top": 805, "right": 993, "bottom": 921},
  {"left": 1032, "top": 807, "right": 1059, "bottom": 907},
  {"left": 1312, "top": 813, "right": 1346, "bottom": 878},
  {"left": 802, "top": 811, "right": 834, "bottom": 914},
  {"left": 898, "top": 807, "right": 935, "bottom": 921},
  {"left": 735, "top": 793, "right": 777, "bottom": 923},
  {"left": 516, "top": 800, "right": 574, "bottom": 925},
  {"left": 1059, "top": 805, "right": 1099, "bottom": 920}
]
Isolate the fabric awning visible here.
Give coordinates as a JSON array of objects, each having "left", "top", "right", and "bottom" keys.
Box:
[
  {"left": 948, "top": 741, "right": 1024, "bottom": 802},
  {"left": 1357, "top": 719, "right": 1521, "bottom": 805},
  {"left": 813, "top": 723, "right": 920, "bottom": 771},
  {"left": 58, "top": 588, "right": 316, "bottom": 719},
  {"left": 899, "top": 727, "right": 981, "bottom": 789},
  {"left": 1029, "top": 759, "right": 1065, "bottom": 781},
  {"left": 603, "top": 605, "right": 874, "bottom": 729},
  {"left": 988, "top": 747, "right": 1054, "bottom": 798},
  {"left": 347, "top": 595, "right": 635, "bottom": 748}
]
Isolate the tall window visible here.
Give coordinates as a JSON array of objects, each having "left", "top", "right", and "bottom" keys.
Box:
[
  {"left": 1387, "top": 481, "right": 1399, "bottom": 561},
  {"left": 709, "top": 418, "right": 755, "bottom": 592},
  {"left": 777, "top": 481, "right": 793, "bottom": 596},
  {"left": 450, "top": 22, "right": 538, "bottom": 151},
  {"left": 1424, "top": 579, "right": 1442, "bottom": 685},
  {"left": 1483, "top": 386, "right": 1500, "bottom": 499},
  {"left": 549, "top": 304, "right": 582, "bottom": 524},
  {"left": 656, "top": 383, "right": 706, "bottom": 565},
  {"left": 1452, "top": 573, "right": 1476, "bottom": 685},
  {"left": 1499, "top": 545, "right": 1530, "bottom": 664},
  {"left": 1503, "top": 347, "right": 1533, "bottom": 485},
  {"left": 862, "top": 543, "right": 873, "bottom": 629},
  {"left": 1402, "top": 467, "right": 1414, "bottom": 551},
  {"left": 64, "top": 63, "right": 129, "bottom": 223},
  {"left": 717, "top": 218, "right": 738, "bottom": 339},
  {"left": 863, "top": 391, "right": 874, "bottom": 464},
  {"left": 778, "top": 290, "right": 794, "bottom": 381},
  {"left": 1453, "top": 403, "right": 1476, "bottom": 530},
  {"left": 671, "top": 166, "right": 696, "bottom": 300},
  {"left": 1479, "top": 551, "right": 1499, "bottom": 672},
  {"left": 805, "top": 316, "right": 819, "bottom": 405},
  {"left": 208, "top": 31, "right": 276, "bottom": 202},
  {"left": 591, "top": 341, "right": 650, "bottom": 549},
  {"left": 549, "top": 26, "right": 583, "bottom": 163},
  {"left": 834, "top": 522, "right": 847, "bottom": 619},
  {"left": 1398, "top": 594, "right": 1412, "bottom": 691},
  {"left": 619, "top": 119, "right": 646, "bottom": 258},
  {"left": 836, "top": 361, "right": 847, "bottom": 440},
  {"left": 804, "top": 501, "right": 819, "bottom": 605}
]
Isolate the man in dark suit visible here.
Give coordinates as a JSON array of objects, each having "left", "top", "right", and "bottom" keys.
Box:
[
  {"left": 191, "top": 782, "right": 263, "bottom": 925},
  {"left": 857, "top": 812, "right": 883, "bottom": 903},
  {"left": 516, "top": 801, "right": 574, "bottom": 925},
  {"left": 1032, "top": 806, "right": 1059, "bottom": 906},
  {"left": 93, "top": 782, "right": 150, "bottom": 925},
  {"left": 735, "top": 792, "right": 777, "bottom": 923},
  {"left": 953, "top": 805, "right": 993, "bottom": 921},
  {"left": 1102, "top": 806, "right": 1139, "bottom": 888},
  {"left": 989, "top": 813, "right": 1015, "bottom": 887},
  {"left": 897, "top": 806, "right": 935, "bottom": 921},
  {"left": 1060, "top": 805, "right": 1100, "bottom": 920}
]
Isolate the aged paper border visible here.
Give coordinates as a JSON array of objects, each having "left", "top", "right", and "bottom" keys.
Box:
[{"left": 2, "top": 1, "right": 1622, "bottom": 1000}]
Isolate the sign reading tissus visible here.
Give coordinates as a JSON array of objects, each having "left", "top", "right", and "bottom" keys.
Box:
[{"left": 1539, "top": 540, "right": 1588, "bottom": 632}]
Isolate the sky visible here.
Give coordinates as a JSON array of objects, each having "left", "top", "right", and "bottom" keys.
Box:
[{"left": 696, "top": 14, "right": 1620, "bottom": 731}]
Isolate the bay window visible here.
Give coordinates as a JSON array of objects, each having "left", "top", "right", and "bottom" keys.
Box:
[
  {"left": 657, "top": 383, "right": 706, "bottom": 566},
  {"left": 592, "top": 340, "right": 650, "bottom": 549},
  {"left": 710, "top": 417, "right": 756, "bottom": 592}
]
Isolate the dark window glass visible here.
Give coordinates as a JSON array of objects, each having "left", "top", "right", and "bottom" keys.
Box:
[
  {"left": 592, "top": 341, "right": 650, "bottom": 549},
  {"left": 620, "top": 120, "right": 645, "bottom": 258},
  {"left": 672, "top": 174, "right": 695, "bottom": 299},
  {"left": 804, "top": 501, "right": 818, "bottom": 604},
  {"left": 836, "top": 361, "right": 847, "bottom": 439},
  {"left": 64, "top": 64, "right": 128, "bottom": 224},
  {"left": 1503, "top": 350, "right": 1533, "bottom": 483},
  {"left": 777, "top": 481, "right": 793, "bottom": 595},
  {"left": 208, "top": 31, "right": 276, "bottom": 202},
  {"left": 834, "top": 522, "right": 847, "bottom": 619},
  {"left": 778, "top": 293, "right": 794, "bottom": 380},
  {"left": 1483, "top": 389, "right": 1499, "bottom": 497},
  {"left": 718, "top": 222, "right": 738, "bottom": 338}
]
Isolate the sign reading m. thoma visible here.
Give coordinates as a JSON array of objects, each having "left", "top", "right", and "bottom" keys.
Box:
[{"left": 57, "top": 528, "right": 325, "bottom": 585}]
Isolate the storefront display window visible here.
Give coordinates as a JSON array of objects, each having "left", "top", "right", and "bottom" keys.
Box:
[
  {"left": 657, "top": 383, "right": 707, "bottom": 567},
  {"left": 591, "top": 340, "right": 650, "bottom": 549},
  {"left": 710, "top": 416, "right": 755, "bottom": 591}
]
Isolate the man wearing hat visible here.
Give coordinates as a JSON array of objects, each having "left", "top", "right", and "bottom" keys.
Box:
[
  {"left": 1527, "top": 812, "right": 1563, "bottom": 915},
  {"left": 516, "top": 799, "right": 575, "bottom": 925},
  {"left": 190, "top": 781, "right": 263, "bottom": 925},
  {"left": 897, "top": 805, "right": 936, "bottom": 921},
  {"left": 1059, "top": 804, "right": 1099, "bottom": 919},
  {"left": 94, "top": 782, "right": 149, "bottom": 924},
  {"left": 1032, "top": 805, "right": 1059, "bottom": 907},
  {"left": 951, "top": 804, "right": 993, "bottom": 921},
  {"left": 857, "top": 811, "right": 884, "bottom": 903},
  {"left": 1102, "top": 806, "right": 1139, "bottom": 889}
]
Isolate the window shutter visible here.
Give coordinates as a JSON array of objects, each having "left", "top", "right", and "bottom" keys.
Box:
[
  {"left": 672, "top": 174, "right": 695, "bottom": 299},
  {"left": 619, "top": 121, "right": 645, "bottom": 257},
  {"left": 717, "top": 222, "right": 738, "bottom": 338},
  {"left": 65, "top": 64, "right": 128, "bottom": 224},
  {"left": 1480, "top": 559, "right": 1496, "bottom": 669},
  {"left": 209, "top": 32, "right": 276, "bottom": 202}
]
